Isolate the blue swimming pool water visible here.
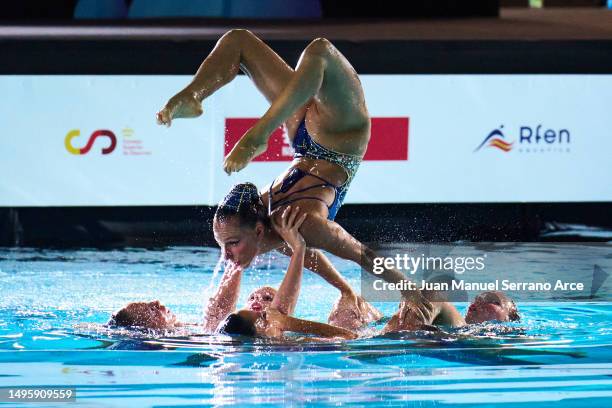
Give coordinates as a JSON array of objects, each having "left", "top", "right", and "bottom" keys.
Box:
[{"left": 0, "top": 245, "right": 611, "bottom": 407}]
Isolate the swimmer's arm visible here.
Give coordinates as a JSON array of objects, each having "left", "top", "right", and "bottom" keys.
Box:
[
  {"left": 277, "top": 246, "right": 354, "bottom": 295},
  {"left": 271, "top": 244, "right": 305, "bottom": 316},
  {"left": 283, "top": 315, "right": 357, "bottom": 339},
  {"left": 268, "top": 309, "right": 356, "bottom": 340},
  {"left": 271, "top": 206, "right": 309, "bottom": 316},
  {"left": 203, "top": 263, "right": 242, "bottom": 333}
]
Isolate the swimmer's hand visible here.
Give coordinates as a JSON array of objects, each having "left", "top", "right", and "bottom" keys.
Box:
[
  {"left": 223, "top": 125, "right": 269, "bottom": 174},
  {"left": 271, "top": 205, "right": 307, "bottom": 252},
  {"left": 356, "top": 295, "right": 383, "bottom": 323},
  {"left": 328, "top": 292, "right": 383, "bottom": 330},
  {"left": 262, "top": 308, "right": 287, "bottom": 337},
  {"left": 397, "top": 296, "right": 436, "bottom": 328},
  {"left": 264, "top": 308, "right": 286, "bottom": 325},
  {"left": 156, "top": 88, "right": 203, "bottom": 127}
]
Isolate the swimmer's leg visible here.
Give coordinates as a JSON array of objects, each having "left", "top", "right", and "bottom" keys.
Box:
[
  {"left": 157, "top": 29, "right": 294, "bottom": 126},
  {"left": 286, "top": 212, "right": 401, "bottom": 287},
  {"left": 301, "top": 38, "right": 370, "bottom": 152},
  {"left": 223, "top": 37, "right": 370, "bottom": 174},
  {"left": 288, "top": 212, "right": 437, "bottom": 325},
  {"left": 224, "top": 38, "right": 362, "bottom": 173},
  {"left": 222, "top": 38, "right": 333, "bottom": 173}
]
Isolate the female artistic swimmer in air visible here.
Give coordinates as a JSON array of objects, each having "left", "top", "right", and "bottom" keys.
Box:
[{"left": 156, "top": 29, "right": 436, "bottom": 328}]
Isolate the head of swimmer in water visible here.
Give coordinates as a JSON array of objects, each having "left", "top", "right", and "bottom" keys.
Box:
[
  {"left": 213, "top": 183, "right": 270, "bottom": 267},
  {"left": 246, "top": 286, "right": 276, "bottom": 313},
  {"left": 108, "top": 300, "right": 177, "bottom": 330},
  {"left": 215, "top": 287, "right": 277, "bottom": 336},
  {"left": 465, "top": 291, "right": 520, "bottom": 324},
  {"left": 217, "top": 310, "right": 262, "bottom": 336}
]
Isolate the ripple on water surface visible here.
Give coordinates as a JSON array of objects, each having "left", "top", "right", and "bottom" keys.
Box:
[{"left": 0, "top": 245, "right": 610, "bottom": 406}]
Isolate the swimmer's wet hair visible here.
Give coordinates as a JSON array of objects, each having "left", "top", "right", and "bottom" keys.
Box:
[
  {"left": 475, "top": 291, "right": 521, "bottom": 322},
  {"left": 108, "top": 308, "right": 133, "bottom": 327},
  {"left": 214, "top": 182, "right": 269, "bottom": 228},
  {"left": 218, "top": 312, "right": 256, "bottom": 336},
  {"left": 496, "top": 292, "right": 520, "bottom": 322}
]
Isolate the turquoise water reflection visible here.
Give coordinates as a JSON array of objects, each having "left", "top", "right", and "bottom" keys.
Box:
[{"left": 0, "top": 246, "right": 610, "bottom": 407}]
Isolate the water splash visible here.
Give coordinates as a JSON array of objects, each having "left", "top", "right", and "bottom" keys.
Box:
[{"left": 202, "top": 256, "right": 226, "bottom": 315}]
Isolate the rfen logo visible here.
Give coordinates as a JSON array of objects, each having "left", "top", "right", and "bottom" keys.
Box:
[
  {"left": 475, "top": 124, "right": 571, "bottom": 154},
  {"left": 474, "top": 125, "right": 513, "bottom": 153},
  {"left": 65, "top": 129, "right": 117, "bottom": 155},
  {"left": 225, "top": 117, "right": 409, "bottom": 161}
]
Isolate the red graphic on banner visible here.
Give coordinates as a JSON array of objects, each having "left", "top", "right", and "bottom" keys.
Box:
[{"left": 224, "top": 117, "right": 409, "bottom": 161}]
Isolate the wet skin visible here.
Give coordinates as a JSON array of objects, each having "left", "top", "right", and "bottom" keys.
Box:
[
  {"left": 246, "top": 286, "right": 276, "bottom": 313},
  {"left": 465, "top": 291, "right": 518, "bottom": 324},
  {"left": 113, "top": 300, "right": 178, "bottom": 330},
  {"left": 159, "top": 29, "right": 434, "bottom": 327}
]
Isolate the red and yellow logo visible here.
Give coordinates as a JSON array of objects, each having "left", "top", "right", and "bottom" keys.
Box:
[{"left": 65, "top": 129, "right": 117, "bottom": 155}]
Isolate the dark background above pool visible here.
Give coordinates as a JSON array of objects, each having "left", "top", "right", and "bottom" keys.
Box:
[
  {"left": 2, "top": 39, "right": 612, "bottom": 75},
  {"left": 1, "top": 203, "right": 611, "bottom": 247}
]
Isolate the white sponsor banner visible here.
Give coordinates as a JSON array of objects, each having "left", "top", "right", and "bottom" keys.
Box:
[{"left": 0, "top": 75, "right": 611, "bottom": 207}]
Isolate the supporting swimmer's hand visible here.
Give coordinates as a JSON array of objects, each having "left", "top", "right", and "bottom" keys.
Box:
[
  {"left": 263, "top": 308, "right": 287, "bottom": 337},
  {"left": 223, "top": 125, "right": 269, "bottom": 174},
  {"left": 328, "top": 292, "right": 383, "bottom": 330},
  {"left": 156, "top": 88, "right": 203, "bottom": 127},
  {"left": 397, "top": 296, "right": 436, "bottom": 328},
  {"left": 271, "top": 205, "right": 307, "bottom": 252},
  {"left": 264, "top": 308, "right": 286, "bottom": 325},
  {"left": 355, "top": 294, "right": 383, "bottom": 323}
]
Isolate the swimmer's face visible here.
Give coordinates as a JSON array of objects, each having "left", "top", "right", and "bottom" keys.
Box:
[
  {"left": 213, "top": 217, "right": 264, "bottom": 267},
  {"left": 112, "top": 300, "right": 177, "bottom": 330},
  {"left": 246, "top": 286, "right": 277, "bottom": 313},
  {"left": 465, "top": 291, "right": 519, "bottom": 324}
]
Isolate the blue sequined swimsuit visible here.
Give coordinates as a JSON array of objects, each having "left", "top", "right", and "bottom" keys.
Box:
[{"left": 268, "top": 120, "right": 362, "bottom": 220}]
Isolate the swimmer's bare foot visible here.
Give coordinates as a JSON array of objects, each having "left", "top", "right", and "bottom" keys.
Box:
[
  {"left": 156, "top": 88, "right": 203, "bottom": 127},
  {"left": 223, "top": 124, "right": 269, "bottom": 174}
]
